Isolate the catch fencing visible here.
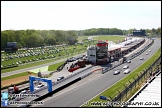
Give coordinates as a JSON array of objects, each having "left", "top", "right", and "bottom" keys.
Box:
[{"left": 109, "top": 55, "right": 161, "bottom": 107}]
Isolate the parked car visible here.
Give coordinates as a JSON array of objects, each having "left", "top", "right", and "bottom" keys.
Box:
[
  {"left": 37, "top": 84, "right": 44, "bottom": 88},
  {"left": 127, "top": 60, "right": 131, "bottom": 63},
  {"left": 123, "top": 69, "right": 130, "bottom": 74},
  {"left": 67, "top": 57, "right": 75, "bottom": 62},
  {"left": 140, "top": 57, "right": 144, "bottom": 60},
  {"left": 113, "top": 70, "right": 120, "bottom": 75},
  {"left": 123, "top": 65, "right": 129, "bottom": 69},
  {"left": 34, "top": 87, "right": 40, "bottom": 91},
  {"left": 19, "top": 90, "right": 28, "bottom": 94},
  {"left": 67, "top": 58, "right": 73, "bottom": 62},
  {"left": 57, "top": 76, "right": 64, "bottom": 81},
  {"left": 102, "top": 67, "right": 108, "bottom": 71}
]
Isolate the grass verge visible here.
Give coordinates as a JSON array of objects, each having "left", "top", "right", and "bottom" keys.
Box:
[
  {"left": 82, "top": 46, "right": 161, "bottom": 107},
  {"left": 1, "top": 72, "right": 33, "bottom": 81},
  {"left": 48, "top": 61, "right": 65, "bottom": 71},
  {"left": 1, "top": 61, "right": 65, "bottom": 81}
]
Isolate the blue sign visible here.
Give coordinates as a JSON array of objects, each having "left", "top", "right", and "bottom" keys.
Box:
[
  {"left": 29, "top": 76, "right": 52, "bottom": 93},
  {"left": 2, "top": 92, "right": 8, "bottom": 100},
  {"left": 100, "top": 96, "right": 107, "bottom": 100},
  {"left": 1, "top": 100, "right": 9, "bottom": 107}
]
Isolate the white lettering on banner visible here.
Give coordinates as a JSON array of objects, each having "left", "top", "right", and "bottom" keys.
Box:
[
  {"left": 89, "top": 101, "right": 160, "bottom": 106},
  {"left": 9, "top": 101, "right": 44, "bottom": 105},
  {"left": 10, "top": 94, "right": 39, "bottom": 98}
]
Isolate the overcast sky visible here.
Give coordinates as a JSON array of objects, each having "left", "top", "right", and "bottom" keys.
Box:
[{"left": 1, "top": 1, "right": 161, "bottom": 31}]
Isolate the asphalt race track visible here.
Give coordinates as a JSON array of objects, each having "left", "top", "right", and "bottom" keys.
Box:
[{"left": 33, "top": 38, "right": 161, "bottom": 107}]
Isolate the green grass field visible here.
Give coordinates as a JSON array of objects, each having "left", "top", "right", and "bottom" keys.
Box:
[
  {"left": 77, "top": 36, "right": 90, "bottom": 42},
  {"left": 93, "top": 35, "right": 125, "bottom": 42},
  {"left": 48, "top": 61, "right": 65, "bottom": 71},
  {"left": 29, "top": 66, "right": 49, "bottom": 73},
  {"left": 1, "top": 61, "right": 65, "bottom": 81},
  {"left": 1, "top": 72, "right": 32, "bottom": 81},
  {"left": 1, "top": 35, "right": 125, "bottom": 73},
  {"left": 82, "top": 46, "right": 161, "bottom": 107}
]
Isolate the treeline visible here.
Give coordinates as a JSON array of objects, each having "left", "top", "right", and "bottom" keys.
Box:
[
  {"left": 1, "top": 30, "right": 77, "bottom": 50},
  {"left": 1, "top": 27, "right": 161, "bottom": 50},
  {"left": 77, "top": 28, "right": 123, "bottom": 35},
  {"left": 76, "top": 27, "right": 161, "bottom": 36}
]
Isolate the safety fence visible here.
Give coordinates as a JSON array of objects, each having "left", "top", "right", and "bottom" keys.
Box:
[
  {"left": 109, "top": 55, "right": 161, "bottom": 107},
  {"left": 121, "top": 70, "right": 161, "bottom": 107}
]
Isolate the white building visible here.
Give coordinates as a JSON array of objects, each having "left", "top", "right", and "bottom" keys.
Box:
[{"left": 87, "top": 45, "right": 96, "bottom": 63}]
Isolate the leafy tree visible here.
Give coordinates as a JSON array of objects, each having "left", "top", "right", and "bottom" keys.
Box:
[
  {"left": 151, "top": 28, "right": 156, "bottom": 35},
  {"left": 1, "top": 31, "right": 10, "bottom": 50},
  {"left": 46, "top": 35, "right": 56, "bottom": 45},
  {"left": 156, "top": 27, "right": 161, "bottom": 35},
  {"left": 127, "top": 29, "right": 133, "bottom": 35},
  {"left": 26, "top": 33, "right": 44, "bottom": 47}
]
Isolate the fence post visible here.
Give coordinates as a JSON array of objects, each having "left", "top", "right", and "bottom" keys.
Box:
[
  {"left": 117, "top": 89, "right": 121, "bottom": 102},
  {"left": 133, "top": 77, "right": 136, "bottom": 88},
  {"left": 109, "top": 96, "right": 113, "bottom": 101},
  {"left": 123, "top": 84, "right": 127, "bottom": 99},
  {"left": 129, "top": 80, "right": 132, "bottom": 93},
  {"left": 140, "top": 71, "right": 143, "bottom": 81},
  {"left": 151, "top": 64, "right": 153, "bottom": 77},
  {"left": 143, "top": 70, "right": 146, "bottom": 80},
  {"left": 136, "top": 74, "right": 140, "bottom": 85},
  {"left": 110, "top": 96, "right": 115, "bottom": 107}
]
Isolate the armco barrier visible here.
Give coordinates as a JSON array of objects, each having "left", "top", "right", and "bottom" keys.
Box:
[
  {"left": 81, "top": 71, "right": 92, "bottom": 79},
  {"left": 18, "top": 69, "right": 94, "bottom": 107},
  {"left": 19, "top": 77, "right": 82, "bottom": 107},
  {"left": 18, "top": 66, "right": 94, "bottom": 106},
  {"left": 52, "top": 65, "right": 93, "bottom": 86},
  {"left": 51, "top": 65, "right": 93, "bottom": 87},
  {"left": 17, "top": 66, "right": 93, "bottom": 103}
]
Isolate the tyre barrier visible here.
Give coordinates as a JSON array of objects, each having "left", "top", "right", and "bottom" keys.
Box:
[{"left": 92, "top": 68, "right": 102, "bottom": 72}]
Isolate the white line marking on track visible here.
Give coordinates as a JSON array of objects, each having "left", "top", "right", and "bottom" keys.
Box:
[{"left": 32, "top": 73, "right": 103, "bottom": 107}]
